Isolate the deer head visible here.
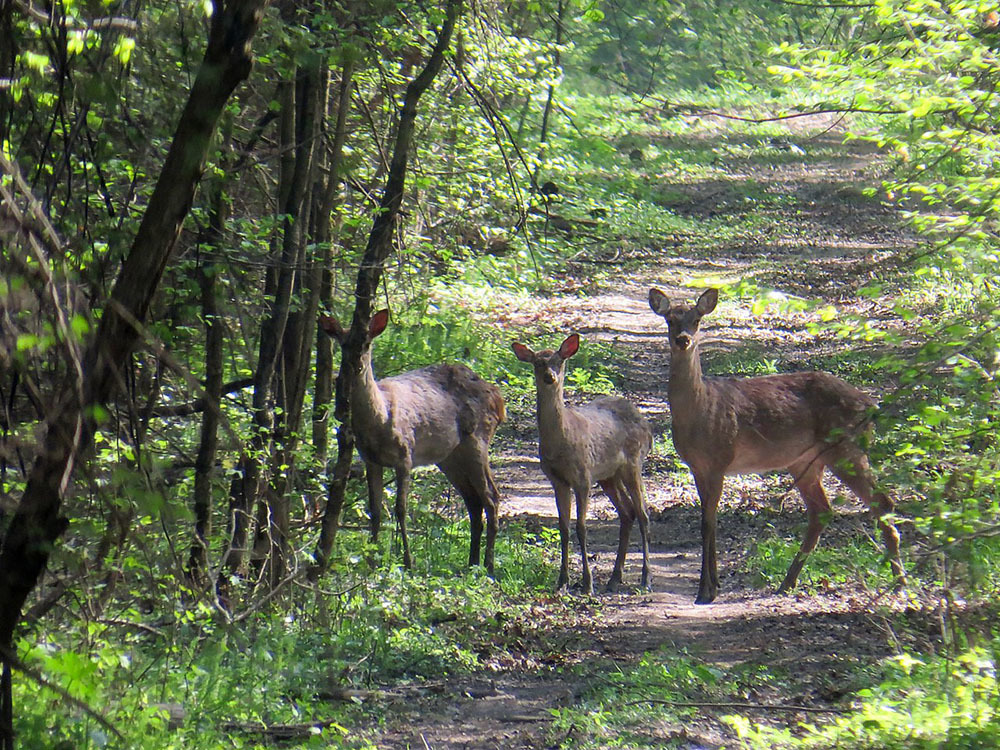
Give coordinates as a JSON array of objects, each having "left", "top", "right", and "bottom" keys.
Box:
[
  {"left": 648, "top": 288, "right": 718, "bottom": 352},
  {"left": 318, "top": 309, "right": 390, "bottom": 348},
  {"left": 511, "top": 334, "right": 580, "bottom": 385}
]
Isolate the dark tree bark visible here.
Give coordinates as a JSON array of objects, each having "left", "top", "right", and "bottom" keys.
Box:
[
  {"left": 0, "top": 2, "right": 270, "bottom": 746},
  {"left": 263, "top": 62, "right": 324, "bottom": 589},
  {"left": 0, "top": 1, "right": 15, "bottom": 150},
  {"left": 188, "top": 181, "right": 229, "bottom": 580},
  {"left": 311, "top": 59, "right": 356, "bottom": 480},
  {"left": 311, "top": 0, "right": 463, "bottom": 577},
  {"left": 228, "top": 60, "right": 321, "bottom": 587}
]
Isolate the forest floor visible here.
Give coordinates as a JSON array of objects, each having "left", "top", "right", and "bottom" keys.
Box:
[{"left": 368, "top": 123, "right": 928, "bottom": 749}]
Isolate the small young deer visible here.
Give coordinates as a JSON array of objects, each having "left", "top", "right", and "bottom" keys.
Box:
[
  {"left": 648, "top": 288, "right": 905, "bottom": 603},
  {"left": 319, "top": 310, "right": 505, "bottom": 575},
  {"left": 512, "top": 334, "right": 653, "bottom": 595}
]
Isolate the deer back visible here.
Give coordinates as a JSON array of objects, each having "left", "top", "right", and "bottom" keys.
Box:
[
  {"left": 546, "top": 397, "right": 651, "bottom": 485},
  {"left": 649, "top": 288, "right": 877, "bottom": 476},
  {"left": 367, "top": 363, "right": 503, "bottom": 469}
]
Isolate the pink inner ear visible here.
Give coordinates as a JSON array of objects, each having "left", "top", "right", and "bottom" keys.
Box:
[
  {"left": 511, "top": 342, "right": 533, "bottom": 362},
  {"left": 559, "top": 334, "right": 580, "bottom": 359},
  {"left": 369, "top": 309, "right": 390, "bottom": 338}
]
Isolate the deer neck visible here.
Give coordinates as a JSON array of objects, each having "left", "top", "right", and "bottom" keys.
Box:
[
  {"left": 668, "top": 344, "right": 709, "bottom": 422},
  {"left": 348, "top": 348, "right": 390, "bottom": 431},
  {"left": 536, "top": 380, "right": 569, "bottom": 446}
]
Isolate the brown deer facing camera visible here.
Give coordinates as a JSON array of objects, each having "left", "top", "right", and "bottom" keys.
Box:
[
  {"left": 648, "top": 287, "right": 905, "bottom": 604},
  {"left": 512, "top": 334, "right": 652, "bottom": 595},
  {"left": 319, "top": 310, "right": 504, "bottom": 575}
]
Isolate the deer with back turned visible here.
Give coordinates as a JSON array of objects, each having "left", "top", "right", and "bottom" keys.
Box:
[
  {"left": 319, "top": 309, "right": 504, "bottom": 574},
  {"left": 648, "top": 287, "right": 905, "bottom": 604},
  {"left": 512, "top": 333, "right": 652, "bottom": 595}
]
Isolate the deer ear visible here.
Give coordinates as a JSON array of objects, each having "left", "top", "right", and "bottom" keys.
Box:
[
  {"left": 369, "top": 309, "right": 390, "bottom": 338},
  {"left": 511, "top": 342, "right": 534, "bottom": 362},
  {"left": 318, "top": 315, "right": 346, "bottom": 343},
  {"left": 697, "top": 288, "right": 719, "bottom": 315},
  {"left": 648, "top": 288, "right": 670, "bottom": 316},
  {"left": 558, "top": 333, "right": 580, "bottom": 359}
]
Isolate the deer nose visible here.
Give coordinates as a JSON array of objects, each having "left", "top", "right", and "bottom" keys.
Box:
[
  {"left": 543, "top": 371, "right": 556, "bottom": 385},
  {"left": 674, "top": 334, "right": 692, "bottom": 350}
]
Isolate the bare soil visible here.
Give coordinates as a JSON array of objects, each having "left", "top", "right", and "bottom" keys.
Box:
[{"left": 367, "top": 129, "right": 928, "bottom": 749}]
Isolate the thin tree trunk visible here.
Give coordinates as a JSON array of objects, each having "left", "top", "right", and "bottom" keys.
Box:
[
  {"left": 188, "top": 182, "right": 228, "bottom": 580},
  {"left": 264, "top": 63, "right": 324, "bottom": 589},
  {"left": 228, "top": 64, "right": 320, "bottom": 588},
  {"left": 531, "top": 0, "right": 565, "bottom": 189},
  {"left": 0, "top": 2, "right": 15, "bottom": 151},
  {"left": 311, "top": 59, "right": 355, "bottom": 472},
  {"left": 0, "top": 3, "right": 269, "bottom": 746},
  {"left": 310, "top": 0, "right": 463, "bottom": 577}
]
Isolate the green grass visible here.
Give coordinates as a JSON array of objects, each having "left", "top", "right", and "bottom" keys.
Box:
[
  {"left": 13, "top": 499, "right": 565, "bottom": 749},
  {"left": 546, "top": 647, "right": 778, "bottom": 749},
  {"left": 729, "top": 645, "right": 1000, "bottom": 750}
]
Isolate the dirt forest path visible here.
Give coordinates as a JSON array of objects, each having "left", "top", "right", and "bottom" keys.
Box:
[{"left": 373, "top": 128, "right": 919, "bottom": 749}]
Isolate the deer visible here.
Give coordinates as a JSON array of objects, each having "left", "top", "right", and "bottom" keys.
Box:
[
  {"left": 512, "top": 334, "right": 653, "bottom": 595},
  {"left": 648, "top": 287, "right": 906, "bottom": 604},
  {"left": 319, "top": 309, "right": 505, "bottom": 575}
]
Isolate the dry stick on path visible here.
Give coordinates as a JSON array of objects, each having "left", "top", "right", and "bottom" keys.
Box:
[
  {"left": 0, "top": 2, "right": 271, "bottom": 747},
  {"left": 310, "top": 0, "right": 463, "bottom": 577}
]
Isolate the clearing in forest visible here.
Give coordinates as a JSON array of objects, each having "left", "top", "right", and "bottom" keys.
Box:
[{"left": 368, "top": 124, "right": 922, "bottom": 749}]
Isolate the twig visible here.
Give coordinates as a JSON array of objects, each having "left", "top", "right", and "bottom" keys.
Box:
[
  {"left": 0, "top": 645, "right": 125, "bottom": 741},
  {"left": 625, "top": 698, "right": 847, "bottom": 714}
]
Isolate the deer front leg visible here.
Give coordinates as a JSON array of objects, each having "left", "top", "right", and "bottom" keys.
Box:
[
  {"left": 394, "top": 466, "right": 414, "bottom": 569},
  {"left": 575, "top": 485, "right": 593, "bottom": 596},
  {"left": 552, "top": 480, "right": 573, "bottom": 591},
  {"left": 693, "top": 472, "right": 724, "bottom": 604},
  {"left": 365, "top": 461, "right": 385, "bottom": 543}
]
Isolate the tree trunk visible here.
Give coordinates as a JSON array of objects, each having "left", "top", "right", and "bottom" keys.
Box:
[
  {"left": 531, "top": 0, "right": 565, "bottom": 189},
  {"left": 188, "top": 181, "right": 229, "bottom": 580},
  {"left": 310, "top": 0, "right": 463, "bottom": 577},
  {"left": 311, "top": 59, "right": 356, "bottom": 479},
  {"left": 0, "top": 2, "right": 269, "bottom": 746},
  {"left": 228, "top": 63, "right": 320, "bottom": 587},
  {"left": 263, "top": 62, "right": 324, "bottom": 589}
]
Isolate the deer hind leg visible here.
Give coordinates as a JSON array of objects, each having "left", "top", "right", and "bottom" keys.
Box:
[
  {"left": 779, "top": 462, "right": 831, "bottom": 594},
  {"left": 440, "top": 443, "right": 499, "bottom": 576},
  {"left": 393, "top": 466, "right": 415, "bottom": 569},
  {"left": 483, "top": 468, "right": 501, "bottom": 577},
  {"left": 598, "top": 478, "right": 634, "bottom": 592},
  {"left": 621, "top": 464, "right": 652, "bottom": 591},
  {"left": 826, "top": 445, "right": 906, "bottom": 588},
  {"left": 692, "top": 471, "right": 724, "bottom": 604}
]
